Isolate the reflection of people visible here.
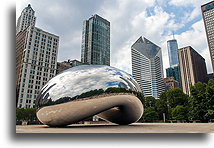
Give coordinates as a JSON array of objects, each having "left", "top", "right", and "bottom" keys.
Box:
[{"left": 92, "top": 115, "right": 99, "bottom": 121}]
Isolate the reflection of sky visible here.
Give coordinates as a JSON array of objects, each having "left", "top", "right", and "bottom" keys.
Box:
[
  {"left": 106, "top": 81, "right": 120, "bottom": 87},
  {"left": 40, "top": 65, "right": 141, "bottom": 101},
  {"left": 114, "top": 71, "right": 123, "bottom": 77}
]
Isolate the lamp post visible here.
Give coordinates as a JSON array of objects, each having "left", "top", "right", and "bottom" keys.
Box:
[{"left": 163, "top": 113, "right": 166, "bottom": 122}]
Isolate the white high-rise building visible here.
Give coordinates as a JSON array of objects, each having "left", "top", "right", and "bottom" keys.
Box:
[
  {"left": 131, "top": 36, "right": 165, "bottom": 98},
  {"left": 16, "top": 26, "right": 59, "bottom": 108},
  {"left": 16, "top": 5, "right": 59, "bottom": 108},
  {"left": 16, "top": 4, "right": 36, "bottom": 34}
]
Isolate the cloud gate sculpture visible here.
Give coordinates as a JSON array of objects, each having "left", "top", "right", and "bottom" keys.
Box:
[{"left": 36, "top": 65, "right": 144, "bottom": 127}]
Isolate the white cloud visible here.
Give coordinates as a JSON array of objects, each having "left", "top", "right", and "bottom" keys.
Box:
[
  {"left": 16, "top": 0, "right": 213, "bottom": 77},
  {"left": 169, "top": 0, "right": 210, "bottom": 6},
  {"left": 171, "top": 20, "right": 213, "bottom": 73},
  {"left": 100, "top": 3, "right": 186, "bottom": 75},
  {"left": 97, "top": 0, "right": 157, "bottom": 74},
  {"left": 169, "top": 0, "right": 211, "bottom": 23}
]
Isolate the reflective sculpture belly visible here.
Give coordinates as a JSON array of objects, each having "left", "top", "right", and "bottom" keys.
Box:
[{"left": 36, "top": 65, "right": 144, "bottom": 127}]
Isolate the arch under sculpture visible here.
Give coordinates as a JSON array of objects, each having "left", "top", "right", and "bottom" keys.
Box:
[{"left": 36, "top": 65, "right": 144, "bottom": 127}]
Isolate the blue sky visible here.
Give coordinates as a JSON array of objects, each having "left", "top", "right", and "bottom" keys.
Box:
[{"left": 16, "top": 0, "right": 213, "bottom": 76}]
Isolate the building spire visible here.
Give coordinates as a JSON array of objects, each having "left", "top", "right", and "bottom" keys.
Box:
[{"left": 172, "top": 31, "right": 175, "bottom": 39}]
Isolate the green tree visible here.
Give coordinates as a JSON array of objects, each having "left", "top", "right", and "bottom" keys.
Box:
[
  {"left": 16, "top": 108, "right": 37, "bottom": 121},
  {"left": 155, "top": 98, "right": 168, "bottom": 120},
  {"left": 144, "top": 96, "right": 156, "bottom": 108},
  {"left": 157, "top": 88, "right": 189, "bottom": 120},
  {"left": 172, "top": 105, "right": 188, "bottom": 121},
  {"left": 134, "top": 91, "right": 145, "bottom": 105},
  {"left": 16, "top": 108, "right": 26, "bottom": 121},
  {"left": 167, "top": 88, "right": 189, "bottom": 108},
  {"left": 142, "top": 107, "right": 159, "bottom": 122},
  {"left": 156, "top": 91, "right": 169, "bottom": 120},
  {"left": 189, "top": 82, "right": 207, "bottom": 122},
  {"left": 205, "top": 79, "right": 214, "bottom": 121}
]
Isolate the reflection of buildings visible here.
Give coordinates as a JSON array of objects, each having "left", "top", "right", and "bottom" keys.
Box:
[
  {"left": 163, "top": 77, "right": 179, "bottom": 90},
  {"left": 201, "top": 1, "right": 214, "bottom": 73},
  {"left": 81, "top": 14, "right": 110, "bottom": 65},
  {"left": 36, "top": 65, "right": 143, "bottom": 126},
  {"left": 56, "top": 59, "right": 84, "bottom": 74},
  {"left": 166, "top": 38, "right": 182, "bottom": 88},
  {"left": 131, "top": 36, "right": 165, "bottom": 98},
  {"left": 16, "top": 4, "right": 59, "bottom": 108},
  {"left": 178, "top": 46, "right": 208, "bottom": 95}
]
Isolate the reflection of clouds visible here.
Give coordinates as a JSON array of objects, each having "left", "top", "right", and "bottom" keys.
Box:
[
  {"left": 106, "top": 81, "right": 120, "bottom": 87},
  {"left": 40, "top": 65, "right": 141, "bottom": 102}
]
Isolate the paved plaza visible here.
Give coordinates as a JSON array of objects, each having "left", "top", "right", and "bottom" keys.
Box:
[{"left": 16, "top": 123, "right": 214, "bottom": 133}]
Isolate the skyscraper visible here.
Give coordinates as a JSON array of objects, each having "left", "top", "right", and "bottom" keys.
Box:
[
  {"left": 166, "top": 65, "right": 182, "bottom": 88},
  {"left": 201, "top": 1, "right": 214, "bottom": 73},
  {"left": 167, "top": 39, "right": 179, "bottom": 67},
  {"left": 131, "top": 36, "right": 165, "bottom": 98},
  {"left": 81, "top": 14, "right": 110, "bottom": 65},
  {"left": 16, "top": 4, "right": 36, "bottom": 34},
  {"left": 178, "top": 46, "right": 208, "bottom": 95},
  {"left": 16, "top": 5, "right": 59, "bottom": 108},
  {"left": 166, "top": 38, "right": 182, "bottom": 88}
]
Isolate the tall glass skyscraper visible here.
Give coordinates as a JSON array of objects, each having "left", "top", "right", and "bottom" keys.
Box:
[
  {"left": 166, "top": 38, "right": 182, "bottom": 88},
  {"left": 131, "top": 36, "right": 165, "bottom": 98},
  {"left": 167, "top": 39, "right": 179, "bottom": 67},
  {"left": 81, "top": 14, "right": 110, "bottom": 66}
]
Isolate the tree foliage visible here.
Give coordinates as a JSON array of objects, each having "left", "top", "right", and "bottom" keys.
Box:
[
  {"left": 205, "top": 79, "right": 214, "bottom": 120},
  {"left": 16, "top": 108, "right": 37, "bottom": 121},
  {"left": 144, "top": 96, "right": 156, "bottom": 108},
  {"left": 172, "top": 105, "right": 188, "bottom": 120},
  {"left": 142, "top": 107, "right": 159, "bottom": 122},
  {"left": 189, "top": 80, "right": 214, "bottom": 122},
  {"left": 155, "top": 97, "right": 168, "bottom": 120},
  {"left": 156, "top": 88, "right": 189, "bottom": 120},
  {"left": 17, "top": 79, "right": 213, "bottom": 123},
  {"left": 166, "top": 88, "right": 189, "bottom": 108}
]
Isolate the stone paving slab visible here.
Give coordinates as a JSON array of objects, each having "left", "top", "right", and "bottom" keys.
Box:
[{"left": 16, "top": 123, "right": 214, "bottom": 133}]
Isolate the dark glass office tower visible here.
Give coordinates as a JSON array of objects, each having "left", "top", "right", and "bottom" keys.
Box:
[
  {"left": 81, "top": 14, "right": 110, "bottom": 66},
  {"left": 166, "top": 65, "right": 182, "bottom": 88}
]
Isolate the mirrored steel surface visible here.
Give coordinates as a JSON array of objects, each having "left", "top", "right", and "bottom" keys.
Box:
[{"left": 36, "top": 65, "right": 142, "bottom": 107}]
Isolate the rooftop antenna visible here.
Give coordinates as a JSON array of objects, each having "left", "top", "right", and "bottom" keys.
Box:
[{"left": 172, "top": 31, "right": 175, "bottom": 39}]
